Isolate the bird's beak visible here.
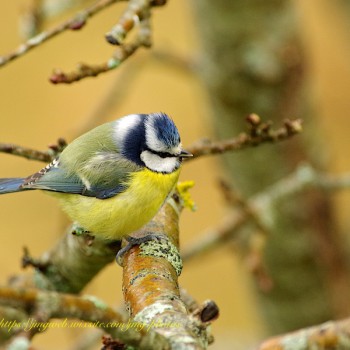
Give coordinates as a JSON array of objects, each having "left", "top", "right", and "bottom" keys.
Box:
[{"left": 179, "top": 149, "right": 193, "bottom": 158}]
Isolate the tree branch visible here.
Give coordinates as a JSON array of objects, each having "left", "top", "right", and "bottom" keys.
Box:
[
  {"left": 7, "top": 188, "right": 216, "bottom": 349},
  {"left": 17, "top": 229, "right": 120, "bottom": 294},
  {"left": 119, "top": 189, "right": 214, "bottom": 349},
  {"left": 49, "top": 17, "right": 151, "bottom": 84},
  {"left": 186, "top": 115, "right": 302, "bottom": 160},
  {"left": 0, "top": 116, "right": 301, "bottom": 164},
  {"left": 0, "top": 139, "right": 67, "bottom": 163},
  {"left": 1, "top": 0, "right": 169, "bottom": 83},
  {"left": 0, "top": 0, "right": 125, "bottom": 68},
  {"left": 183, "top": 164, "right": 350, "bottom": 261},
  {"left": 0, "top": 286, "right": 149, "bottom": 346}
]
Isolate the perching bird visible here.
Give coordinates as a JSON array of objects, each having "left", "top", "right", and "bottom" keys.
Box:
[{"left": 0, "top": 112, "right": 191, "bottom": 240}]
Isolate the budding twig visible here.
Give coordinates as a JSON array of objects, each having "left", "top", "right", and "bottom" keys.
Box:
[
  {"left": 49, "top": 17, "right": 151, "bottom": 84},
  {"left": 186, "top": 115, "right": 303, "bottom": 160},
  {"left": 0, "top": 0, "right": 124, "bottom": 68},
  {"left": 0, "top": 138, "right": 67, "bottom": 163}
]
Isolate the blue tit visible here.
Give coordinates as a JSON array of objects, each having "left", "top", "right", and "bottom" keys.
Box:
[{"left": 0, "top": 112, "right": 192, "bottom": 240}]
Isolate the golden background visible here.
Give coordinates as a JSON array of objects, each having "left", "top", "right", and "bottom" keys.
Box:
[{"left": 0, "top": 1, "right": 350, "bottom": 348}]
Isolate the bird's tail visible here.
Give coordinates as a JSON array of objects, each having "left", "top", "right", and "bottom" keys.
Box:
[{"left": 0, "top": 178, "right": 25, "bottom": 194}]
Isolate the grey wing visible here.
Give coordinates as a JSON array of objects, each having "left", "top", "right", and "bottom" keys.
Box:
[{"left": 21, "top": 155, "right": 140, "bottom": 199}]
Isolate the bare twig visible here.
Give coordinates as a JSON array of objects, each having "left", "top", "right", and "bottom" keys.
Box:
[
  {"left": 1, "top": 0, "right": 169, "bottom": 83},
  {"left": 20, "top": 0, "right": 96, "bottom": 39},
  {"left": 105, "top": 0, "right": 152, "bottom": 45},
  {"left": 182, "top": 210, "right": 248, "bottom": 262},
  {"left": 0, "top": 138, "right": 67, "bottom": 163},
  {"left": 0, "top": 0, "right": 124, "bottom": 68},
  {"left": 182, "top": 164, "right": 350, "bottom": 295},
  {"left": 186, "top": 116, "right": 302, "bottom": 160},
  {"left": 1, "top": 116, "right": 301, "bottom": 164},
  {"left": 49, "top": 22, "right": 151, "bottom": 84},
  {"left": 49, "top": 0, "right": 156, "bottom": 84},
  {"left": 216, "top": 179, "right": 272, "bottom": 291},
  {"left": 183, "top": 164, "right": 350, "bottom": 262}
]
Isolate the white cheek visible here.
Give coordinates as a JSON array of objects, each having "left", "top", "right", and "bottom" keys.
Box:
[
  {"left": 140, "top": 151, "right": 179, "bottom": 173},
  {"left": 145, "top": 121, "right": 166, "bottom": 152}
]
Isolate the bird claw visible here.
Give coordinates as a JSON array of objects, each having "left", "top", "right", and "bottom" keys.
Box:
[{"left": 115, "top": 233, "right": 164, "bottom": 266}]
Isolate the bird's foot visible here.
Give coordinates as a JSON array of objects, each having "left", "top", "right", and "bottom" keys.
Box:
[{"left": 116, "top": 233, "right": 164, "bottom": 266}]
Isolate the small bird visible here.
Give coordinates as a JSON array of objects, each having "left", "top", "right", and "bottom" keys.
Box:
[{"left": 0, "top": 112, "right": 192, "bottom": 240}]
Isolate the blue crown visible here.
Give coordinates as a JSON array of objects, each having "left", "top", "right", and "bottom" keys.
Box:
[{"left": 151, "top": 112, "right": 180, "bottom": 148}]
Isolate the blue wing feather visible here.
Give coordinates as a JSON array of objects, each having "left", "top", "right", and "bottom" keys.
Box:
[
  {"left": 1, "top": 125, "right": 141, "bottom": 199},
  {"left": 0, "top": 178, "right": 26, "bottom": 194},
  {"left": 21, "top": 156, "right": 135, "bottom": 199}
]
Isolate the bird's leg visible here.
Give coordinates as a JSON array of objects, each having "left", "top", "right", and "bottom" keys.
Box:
[
  {"left": 116, "top": 233, "right": 165, "bottom": 266},
  {"left": 116, "top": 232, "right": 183, "bottom": 275}
]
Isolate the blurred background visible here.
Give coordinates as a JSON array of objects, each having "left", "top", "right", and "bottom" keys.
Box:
[{"left": 1, "top": 1, "right": 350, "bottom": 349}]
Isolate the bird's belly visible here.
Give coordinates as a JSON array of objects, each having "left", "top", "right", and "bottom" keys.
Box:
[{"left": 51, "top": 169, "right": 180, "bottom": 240}]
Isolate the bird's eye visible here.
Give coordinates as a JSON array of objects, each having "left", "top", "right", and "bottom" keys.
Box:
[
  {"left": 146, "top": 148, "right": 176, "bottom": 158},
  {"left": 155, "top": 151, "right": 176, "bottom": 158}
]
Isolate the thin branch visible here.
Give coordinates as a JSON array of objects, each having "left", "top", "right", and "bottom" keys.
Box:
[
  {"left": 49, "top": 0, "right": 157, "bottom": 84},
  {"left": 0, "top": 139, "right": 67, "bottom": 163},
  {"left": 1, "top": 116, "right": 301, "bottom": 164},
  {"left": 20, "top": 0, "right": 97, "bottom": 39},
  {"left": 182, "top": 164, "right": 350, "bottom": 262},
  {"left": 257, "top": 318, "right": 350, "bottom": 350},
  {"left": 105, "top": 0, "right": 152, "bottom": 45},
  {"left": 182, "top": 210, "right": 248, "bottom": 262},
  {"left": 0, "top": 0, "right": 124, "bottom": 68},
  {"left": 182, "top": 164, "right": 350, "bottom": 296},
  {"left": 49, "top": 21, "right": 151, "bottom": 84},
  {"left": 186, "top": 116, "right": 302, "bottom": 160}
]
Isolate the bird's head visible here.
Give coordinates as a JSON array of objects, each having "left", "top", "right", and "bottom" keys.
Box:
[{"left": 115, "top": 112, "right": 192, "bottom": 173}]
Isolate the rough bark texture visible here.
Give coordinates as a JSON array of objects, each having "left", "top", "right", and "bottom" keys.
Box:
[
  {"left": 121, "top": 192, "right": 212, "bottom": 349},
  {"left": 190, "top": 0, "right": 350, "bottom": 334}
]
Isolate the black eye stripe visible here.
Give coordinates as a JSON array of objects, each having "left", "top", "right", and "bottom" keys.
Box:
[{"left": 147, "top": 148, "right": 177, "bottom": 158}]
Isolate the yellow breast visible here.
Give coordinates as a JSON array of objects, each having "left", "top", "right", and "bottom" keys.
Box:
[{"left": 50, "top": 168, "right": 180, "bottom": 240}]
